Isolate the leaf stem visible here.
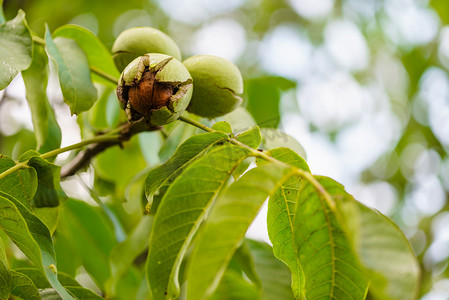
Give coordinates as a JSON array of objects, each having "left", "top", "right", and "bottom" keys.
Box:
[
  {"left": 90, "top": 65, "right": 119, "bottom": 85},
  {"left": 178, "top": 115, "right": 336, "bottom": 210},
  {"left": 0, "top": 134, "right": 121, "bottom": 181}
]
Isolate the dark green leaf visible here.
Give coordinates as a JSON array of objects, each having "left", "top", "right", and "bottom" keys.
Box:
[
  {"left": 0, "top": 192, "right": 72, "bottom": 299},
  {"left": 45, "top": 26, "right": 97, "bottom": 115},
  {"left": 147, "top": 145, "right": 250, "bottom": 299},
  {"left": 0, "top": 155, "right": 37, "bottom": 207},
  {"left": 338, "top": 187, "right": 421, "bottom": 300},
  {"left": 0, "top": 10, "right": 33, "bottom": 90},
  {"left": 245, "top": 77, "right": 295, "bottom": 129},
  {"left": 22, "top": 44, "right": 61, "bottom": 153},
  {"left": 0, "top": 238, "right": 11, "bottom": 300},
  {"left": 247, "top": 239, "right": 295, "bottom": 300},
  {"left": 186, "top": 163, "right": 295, "bottom": 299},
  {"left": 294, "top": 177, "right": 369, "bottom": 299},
  {"left": 53, "top": 25, "right": 120, "bottom": 86},
  {"left": 10, "top": 270, "right": 40, "bottom": 300},
  {"left": 19, "top": 153, "right": 66, "bottom": 208},
  {"left": 145, "top": 131, "right": 228, "bottom": 212},
  {"left": 0, "top": 0, "right": 4, "bottom": 23},
  {"left": 262, "top": 147, "right": 309, "bottom": 299}
]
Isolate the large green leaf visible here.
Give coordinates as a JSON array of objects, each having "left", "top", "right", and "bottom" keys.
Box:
[
  {"left": 147, "top": 145, "right": 250, "bottom": 299},
  {"left": 0, "top": 191, "right": 72, "bottom": 299},
  {"left": 45, "top": 26, "right": 97, "bottom": 115},
  {"left": 0, "top": 10, "right": 33, "bottom": 90},
  {"left": 263, "top": 148, "right": 309, "bottom": 299},
  {"left": 294, "top": 177, "right": 369, "bottom": 299},
  {"left": 246, "top": 239, "right": 295, "bottom": 300},
  {"left": 57, "top": 199, "right": 115, "bottom": 290},
  {"left": 0, "top": 155, "right": 37, "bottom": 207},
  {"left": 53, "top": 25, "right": 120, "bottom": 86},
  {"left": 22, "top": 44, "right": 61, "bottom": 153},
  {"left": 186, "top": 163, "right": 296, "bottom": 299},
  {"left": 145, "top": 131, "right": 228, "bottom": 212},
  {"left": 338, "top": 187, "right": 420, "bottom": 300},
  {"left": 10, "top": 270, "right": 40, "bottom": 300},
  {"left": 0, "top": 238, "right": 11, "bottom": 300}
]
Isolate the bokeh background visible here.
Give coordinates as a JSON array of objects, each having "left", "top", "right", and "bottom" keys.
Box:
[{"left": 1, "top": 0, "right": 449, "bottom": 298}]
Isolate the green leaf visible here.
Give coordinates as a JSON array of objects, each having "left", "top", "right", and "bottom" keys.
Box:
[
  {"left": 246, "top": 239, "right": 295, "bottom": 300},
  {"left": 294, "top": 177, "right": 369, "bottom": 300},
  {"left": 0, "top": 10, "right": 33, "bottom": 90},
  {"left": 221, "top": 107, "right": 256, "bottom": 134},
  {"left": 53, "top": 25, "right": 120, "bottom": 86},
  {"left": 0, "top": 238, "right": 11, "bottom": 300},
  {"left": 245, "top": 77, "right": 295, "bottom": 128},
  {"left": 58, "top": 199, "right": 115, "bottom": 290},
  {"left": 338, "top": 189, "right": 420, "bottom": 300},
  {"left": 235, "top": 125, "right": 262, "bottom": 149},
  {"left": 211, "top": 121, "right": 233, "bottom": 134},
  {"left": 261, "top": 148, "right": 309, "bottom": 299},
  {"left": 22, "top": 44, "right": 61, "bottom": 153},
  {"left": 18, "top": 152, "right": 66, "bottom": 208},
  {"left": 261, "top": 128, "right": 307, "bottom": 160},
  {"left": 10, "top": 270, "right": 40, "bottom": 300},
  {"left": 0, "top": 192, "right": 72, "bottom": 299},
  {"left": 186, "top": 163, "right": 295, "bottom": 300},
  {"left": 147, "top": 145, "right": 250, "bottom": 299},
  {"left": 0, "top": 155, "right": 37, "bottom": 208},
  {"left": 145, "top": 131, "right": 228, "bottom": 212},
  {"left": 209, "top": 269, "right": 260, "bottom": 300},
  {"left": 45, "top": 26, "right": 97, "bottom": 115}
]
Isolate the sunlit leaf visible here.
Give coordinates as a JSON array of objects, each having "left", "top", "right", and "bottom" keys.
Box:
[
  {"left": 53, "top": 24, "right": 120, "bottom": 86},
  {"left": 147, "top": 145, "right": 250, "bottom": 299},
  {"left": 45, "top": 26, "right": 97, "bottom": 115},
  {"left": 338, "top": 189, "right": 421, "bottom": 300},
  {"left": 235, "top": 125, "right": 262, "bottom": 149},
  {"left": 294, "top": 177, "right": 369, "bottom": 299},
  {"left": 0, "top": 10, "right": 33, "bottom": 90},
  {"left": 211, "top": 121, "right": 232, "bottom": 134},
  {"left": 22, "top": 44, "right": 61, "bottom": 154},
  {"left": 145, "top": 131, "right": 228, "bottom": 212},
  {"left": 10, "top": 270, "right": 40, "bottom": 300},
  {"left": 186, "top": 163, "right": 295, "bottom": 299},
  {"left": 246, "top": 239, "right": 295, "bottom": 300},
  {"left": 262, "top": 147, "right": 309, "bottom": 299}
]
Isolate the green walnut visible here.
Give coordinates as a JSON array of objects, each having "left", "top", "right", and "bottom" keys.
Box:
[
  {"left": 116, "top": 53, "right": 193, "bottom": 126},
  {"left": 112, "top": 27, "right": 182, "bottom": 72},
  {"left": 183, "top": 55, "right": 243, "bottom": 118}
]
